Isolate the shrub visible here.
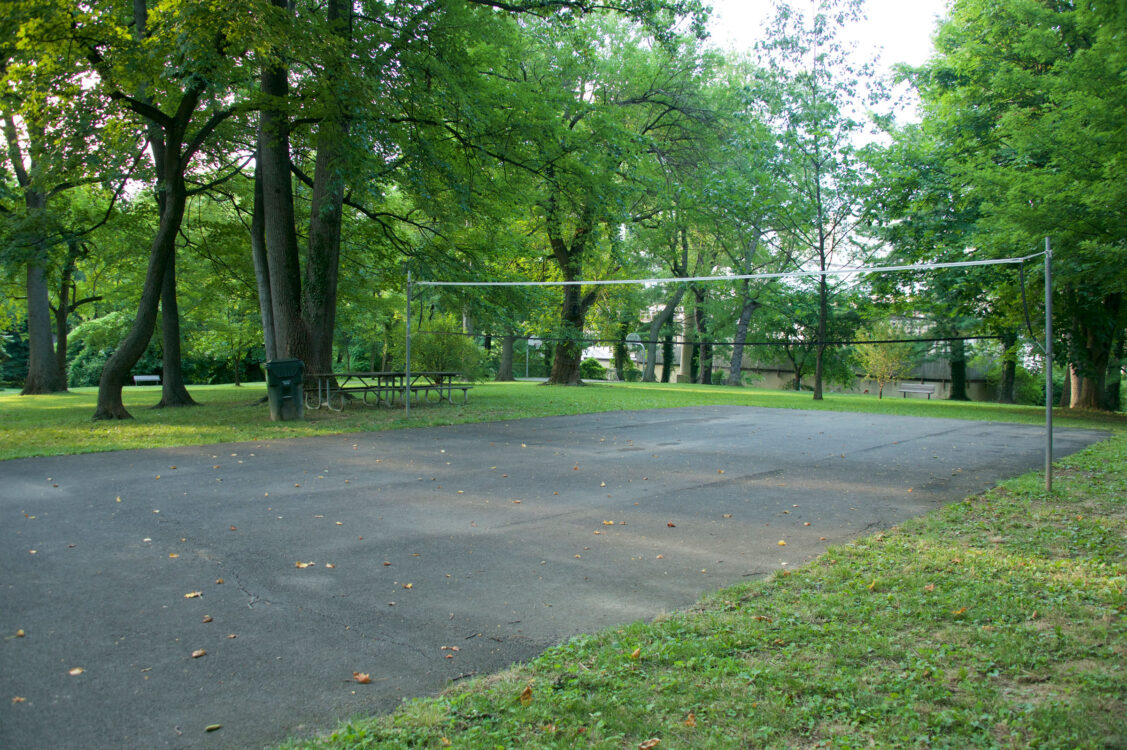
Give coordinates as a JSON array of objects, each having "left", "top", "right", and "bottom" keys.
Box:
[{"left": 580, "top": 357, "right": 607, "bottom": 380}]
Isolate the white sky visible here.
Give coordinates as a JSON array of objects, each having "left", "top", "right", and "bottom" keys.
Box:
[
  {"left": 706, "top": 0, "right": 950, "bottom": 68},
  {"left": 704, "top": 0, "right": 951, "bottom": 121}
]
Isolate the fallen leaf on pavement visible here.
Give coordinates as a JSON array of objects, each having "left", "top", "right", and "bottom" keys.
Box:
[
  {"left": 777, "top": 540, "right": 787, "bottom": 546},
  {"left": 667, "top": 522, "right": 676, "bottom": 527},
  {"left": 191, "top": 649, "right": 206, "bottom": 658},
  {"left": 68, "top": 667, "right": 84, "bottom": 676},
  {"left": 353, "top": 672, "right": 372, "bottom": 684},
  {"left": 185, "top": 591, "right": 202, "bottom": 599},
  {"left": 202, "top": 616, "right": 213, "bottom": 623},
  {"left": 12, "top": 697, "right": 26, "bottom": 703},
  {"left": 205, "top": 724, "right": 222, "bottom": 732}
]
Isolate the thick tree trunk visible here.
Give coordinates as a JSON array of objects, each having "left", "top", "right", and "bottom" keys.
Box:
[
  {"left": 250, "top": 152, "right": 277, "bottom": 362},
  {"left": 642, "top": 286, "right": 685, "bottom": 382},
  {"left": 22, "top": 257, "right": 67, "bottom": 394},
  {"left": 495, "top": 334, "right": 516, "bottom": 381},
  {"left": 548, "top": 282, "right": 587, "bottom": 385},
  {"left": 259, "top": 36, "right": 309, "bottom": 363},
  {"left": 156, "top": 252, "right": 198, "bottom": 408},
  {"left": 94, "top": 179, "right": 186, "bottom": 419},
  {"left": 3, "top": 115, "right": 65, "bottom": 394},
  {"left": 301, "top": 0, "right": 349, "bottom": 376},
  {"left": 1069, "top": 295, "right": 1120, "bottom": 410},
  {"left": 545, "top": 197, "right": 596, "bottom": 385}
]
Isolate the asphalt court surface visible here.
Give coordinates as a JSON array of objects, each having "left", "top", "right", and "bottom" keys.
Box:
[{"left": 0, "top": 406, "right": 1108, "bottom": 749}]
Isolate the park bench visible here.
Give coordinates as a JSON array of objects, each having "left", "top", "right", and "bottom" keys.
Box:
[
  {"left": 898, "top": 383, "right": 936, "bottom": 399},
  {"left": 132, "top": 374, "right": 161, "bottom": 386}
]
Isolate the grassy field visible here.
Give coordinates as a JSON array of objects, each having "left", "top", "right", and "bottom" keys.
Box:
[
  {"left": 2, "top": 380, "right": 1123, "bottom": 461},
  {"left": 5, "top": 381, "right": 1125, "bottom": 747}
]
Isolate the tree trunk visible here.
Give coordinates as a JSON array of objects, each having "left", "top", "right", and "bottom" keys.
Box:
[
  {"left": 22, "top": 257, "right": 67, "bottom": 394},
  {"left": 660, "top": 332, "right": 673, "bottom": 382},
  {"left": 250, "top": 150, "right": 277, "bottom": 362},
  {"left": 948, "top": 336, "right": 969, "bottom": 401},
  {"left": 93, "top": 0, "right": 216, "bottom": 419},
  {"left": 1102, "top": 331, "right": 1123, "bottom": 412},
  {"left": 94, "top": 178, "right": 186, "bottom": 419},
  {"left": 545, "top": 196, "right": 597, "bottom": 385},
  {"left": 259, "top": 24, "right": 309, "bottom": 364},
  {"left": 727, "top": 284, "right": 760, "bottom": 386},
  {"left": 301, "top": 0, "right": 349, "bottom": 376},
  {"left": 1059, "top": 362, "right": 1071, "bottom": 407},
  {"left": 548, "top": 282, "right": 587, "bottom": 385},
  {"left": 642, "top": 286, "right": 685, "bottom": 382},
  {"left": 613, "top": 321, "right": 628, "bottom": 381},
  {"left": 677, "top": 314, "right": 693, "bottom": 383},
  {"left": 52, "top": 238, "right": 98, "bottom": 386},
  {"left": 156, "top": 251, "right": 198, "bottom": 407},
  {"left": 1068, "top": 295, "right": 1120, "bottom": 410},
  {"left": 813, "top": 272, "right": 827, "bottom": 400},
  {"left": 496, "top": 334, "right": 516, "bottom": 381},
  {"left": 692, "top": 299, "right": 711, "bottom": 385},
  {"left": 998, "top": 331, "right": 1017, "bottom": 404}
]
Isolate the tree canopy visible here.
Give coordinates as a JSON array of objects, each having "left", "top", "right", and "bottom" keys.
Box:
[{"left": 1, "top": 0, "right": 1122, "bottom": 412}]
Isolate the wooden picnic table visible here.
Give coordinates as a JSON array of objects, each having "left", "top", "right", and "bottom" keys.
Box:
[{"left": 304, "top": 371, "right": 470, "bottom": 411}]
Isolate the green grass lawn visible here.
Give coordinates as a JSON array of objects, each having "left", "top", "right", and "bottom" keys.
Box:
[
  {"left": 4, "top": 381, "right": 1125, "bottom": 747},
  {"left": 2, "top": 380, "right": 1123, "bottom": 461}
]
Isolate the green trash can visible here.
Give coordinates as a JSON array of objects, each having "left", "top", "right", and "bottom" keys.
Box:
[{"left": 262, "top": 359, "right": 305, "bottom": 422}]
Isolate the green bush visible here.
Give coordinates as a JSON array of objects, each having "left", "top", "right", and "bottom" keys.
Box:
[
  {"left": 409, "top": 328, "right": 485, "bottom": 380},
  {"left": 580, "top": 357, "right": 607, "bottom": 380}
]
